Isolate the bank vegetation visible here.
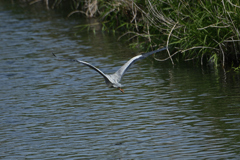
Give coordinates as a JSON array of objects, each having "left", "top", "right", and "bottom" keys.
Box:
[{"left": 5, "top": 0, "right": 240, "bottom": 68}]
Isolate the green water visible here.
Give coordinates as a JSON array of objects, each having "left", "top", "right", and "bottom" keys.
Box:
[{"left": 0, "top": 2, "right": 240, "bottom": 159}]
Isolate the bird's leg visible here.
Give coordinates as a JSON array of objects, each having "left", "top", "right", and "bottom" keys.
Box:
[{"left": 118, "top": 87, "right": 124, "bottom": 93}]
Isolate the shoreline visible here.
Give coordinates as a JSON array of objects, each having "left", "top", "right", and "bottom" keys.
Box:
[{"left": 2, "top": 0, "right": 240, "bottom": 69}]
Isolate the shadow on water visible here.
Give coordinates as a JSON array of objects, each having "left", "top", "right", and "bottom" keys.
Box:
[{"left": 1, "top": 1, "right": 240, "bottom": 159}]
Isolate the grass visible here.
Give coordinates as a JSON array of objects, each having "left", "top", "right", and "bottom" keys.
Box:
[
  {"left": 6, "top": 0, "right": 240, "bottom": 68},
  {"left": 119, "top": 0, "right": 240, "bottom": 67},
  {"left": 75, "top": 0, "right": 240, "bottom": 68}
]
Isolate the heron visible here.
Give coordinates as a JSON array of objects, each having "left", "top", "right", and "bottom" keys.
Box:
[{"left": 53, "top": 47, "right": 167, "bottom": 93}]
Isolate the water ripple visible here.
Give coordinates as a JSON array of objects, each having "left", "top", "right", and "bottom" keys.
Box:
[{"left": 1, "top": 3, "right": 240, "bottom": 159}]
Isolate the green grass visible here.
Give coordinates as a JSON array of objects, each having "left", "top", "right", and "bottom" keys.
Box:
[
  {"left": 106, "top": 0, "right": 240, "bottom": 67},
  {"left": 7, "top": 0, "right": 240, "bottom": 67}
]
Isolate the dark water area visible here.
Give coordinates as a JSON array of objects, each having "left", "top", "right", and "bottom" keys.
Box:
[{"left": 1, "top": 1, "right": 240, "bottom": 159}]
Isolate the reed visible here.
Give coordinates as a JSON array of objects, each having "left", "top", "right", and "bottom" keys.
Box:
[
  {"left": 142, "top": 0, "right": 240, "bottom": 67},
  {"left": 77, "top": 0, "right": 240, "bottom": 67},
  {"left": 110, "top": 0, "right": 240, "bottom": 67},
  {"left": 6, "top": 0, "right": 240, "bottom": 67}
]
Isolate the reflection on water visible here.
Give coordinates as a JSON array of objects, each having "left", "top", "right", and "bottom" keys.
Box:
[{"left": 1, "top": 2, "right": 240, "bottom": 159}]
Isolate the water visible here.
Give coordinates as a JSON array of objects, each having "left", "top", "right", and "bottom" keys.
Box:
[{"left": 1, "top": 2, "right": 240, "bottom": 159}]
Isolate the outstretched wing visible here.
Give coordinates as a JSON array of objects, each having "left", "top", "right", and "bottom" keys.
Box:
[
  {"left": 113, "top": 47, "right": 167, "bottom": 82},
  {"left": 52, "top": 53, "right": 109, "bottom": 81}
]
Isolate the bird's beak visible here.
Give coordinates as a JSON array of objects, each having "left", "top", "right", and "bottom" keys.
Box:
[{"left": 118, "top": 87, "right": 124, "bottom": 93}]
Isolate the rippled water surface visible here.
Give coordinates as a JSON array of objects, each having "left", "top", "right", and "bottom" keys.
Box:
[{"left": 1, "top": 2, "right": 240, "bottom": 159}]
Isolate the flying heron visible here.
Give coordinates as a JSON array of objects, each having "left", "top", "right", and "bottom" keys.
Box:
[{"left": 53, "top": 47, "right": 167, "bottom": 93}]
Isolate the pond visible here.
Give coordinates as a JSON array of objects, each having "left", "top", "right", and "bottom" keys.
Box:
[{"left": 1, "top": 2, "right": 240, "bottom": 159}]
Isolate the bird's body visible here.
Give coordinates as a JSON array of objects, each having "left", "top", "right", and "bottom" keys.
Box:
[{"left": 53, "top": 47, "right": 167, "bottom": 93}]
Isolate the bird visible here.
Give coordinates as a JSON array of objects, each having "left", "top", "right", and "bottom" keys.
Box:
[{"left": 52, "top": 47, "right": 167, "bottom": 93}]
